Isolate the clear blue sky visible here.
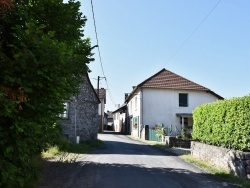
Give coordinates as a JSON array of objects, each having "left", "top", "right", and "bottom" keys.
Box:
[{"left": 66, "top": 0, "right": 250, "bottom": 111}]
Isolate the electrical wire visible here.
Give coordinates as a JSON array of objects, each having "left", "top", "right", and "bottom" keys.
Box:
[
  {"left": 90, "top": 0, "right": 116, "bottom": 107},
  {"left": 165, "top": 0, "right": 222, "bottom": 64}
]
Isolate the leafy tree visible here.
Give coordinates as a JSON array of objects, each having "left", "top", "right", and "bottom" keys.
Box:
[{"left": 0, "top": 0, "right": 94, "bottom": 186}]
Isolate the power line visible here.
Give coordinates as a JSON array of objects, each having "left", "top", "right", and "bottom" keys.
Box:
[
  {"left": 104, "top": 78, "right": 116, "bottom": 106},
  {"left": 90, "top": 0, "right": 116, "bottom": 107},
  {"left": 90, "top": 0, "right": 105, "bottom": 77},
  {"left": 165, "top": 0, "right": 222, "bottom": 64}
]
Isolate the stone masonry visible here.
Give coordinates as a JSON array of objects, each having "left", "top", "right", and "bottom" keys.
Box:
[
  {"left": 59, "top": 76, "right": 100, "bottom": 142},
  {"left": 191, "top": 141, "right": 250, "bottom": 180}
]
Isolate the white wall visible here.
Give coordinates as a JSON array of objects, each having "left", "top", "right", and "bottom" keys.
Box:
[
  {"left": 113, "top": 112, "right": 126, "bottom": 132},
  {"left": 98, "top": 99, "right": 105, "bottom": 115},
  {"left": 142, "top": 88, "right": 219, "bottom": 135},
  {"left": 127, "top": 91, "right": 141, "bottom": 136}
]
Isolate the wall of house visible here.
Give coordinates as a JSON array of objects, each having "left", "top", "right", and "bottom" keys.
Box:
[
  {"left": 127, "top": 91, "right": 141, "bottom": 137},
  {"left": 113, "top": 112, "right": 119, "bottom": 132},
  {"left": 113, "top": 112, "right": 125, "bottom": 132},
  {"left": 97, "top": 99, "right": 105, "bottom": 133},
  {"left": 59, "top": 78, "right": 99, "bottom": 142},
  {"left": 142, "top": 88, "right": 219, "bottom": 136}
]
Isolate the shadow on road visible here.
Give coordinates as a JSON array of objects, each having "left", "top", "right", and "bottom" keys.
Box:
[
  {"left": 93, "top": 140, "right": 176, "bottom": 156},
  {"left": 38, "top": 160, "right": 240, "bottom": 188},
  {"left": 102, "top": 130, "right": 126, "bottom": 135}
]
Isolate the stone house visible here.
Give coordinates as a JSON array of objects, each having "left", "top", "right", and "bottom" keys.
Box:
[{"left": 59, "top": 74, "right": 100, "bottom": 142}]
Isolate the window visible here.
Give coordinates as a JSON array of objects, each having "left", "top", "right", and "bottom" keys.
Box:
[
  {"left": 179, "top": 93, "right": 188, "bottom": 107},
  {"left": 59, "top": 102, "right": 69, "bottom": 119}
]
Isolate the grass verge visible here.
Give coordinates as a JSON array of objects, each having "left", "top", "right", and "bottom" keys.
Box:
[
  {"left": 127, "top": 135, "right": 166, "bottom": 148},
  {"left": 42, "top": 139, "right": 103, "bottom": 159}
]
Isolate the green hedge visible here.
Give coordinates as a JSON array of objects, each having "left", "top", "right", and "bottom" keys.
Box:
[{"left": 192, "top": 95, "right": 250, "bottom": 151}]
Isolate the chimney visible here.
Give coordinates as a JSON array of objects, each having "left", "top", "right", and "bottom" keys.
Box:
[{"left": 125, "top": 93, "right": 129, "bottom": 100}]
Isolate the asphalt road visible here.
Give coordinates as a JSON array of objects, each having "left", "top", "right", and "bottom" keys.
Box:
[{"left": 39, "top": 132, "right": 241, "bottom": 188}]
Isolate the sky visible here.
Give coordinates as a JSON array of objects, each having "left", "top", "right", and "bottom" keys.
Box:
[{"left": 65, "top": 0, "right": 250, "bottom": 112}]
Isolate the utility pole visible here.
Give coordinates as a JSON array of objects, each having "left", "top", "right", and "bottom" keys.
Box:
[
  {"left": 97, "top": 76, "right": 105, "bottom": 133},
  {"left": 97, "top": 76, "right": 100, "bottom": 98}
]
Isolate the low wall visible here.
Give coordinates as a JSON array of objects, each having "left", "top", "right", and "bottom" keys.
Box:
[
  {"left": 191, "top": 141, "right": 250, "bottom": 180},
  {"left": 165, "top": 136, "right": 191, "bottom": 148}
]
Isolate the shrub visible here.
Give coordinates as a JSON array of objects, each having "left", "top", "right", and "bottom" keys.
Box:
[
  {"left": 0, "top": 0, "right": 94, "bottom": 187},
  {"left": 192, "top": 95, "right": 250, "bottom": 151},
  {"left": 154, "top": 123, "right": 165, "bottom": 138}
]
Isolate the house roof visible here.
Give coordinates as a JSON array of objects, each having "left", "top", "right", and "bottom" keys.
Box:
[
  {"left": 112, "top": 104, "right": 127, "bottom": 114},
  {"left": 125, "top": 68, "right": 223, "bottom": 102},
  {"left": 107, "top": 111, "right": 113, "bottom": 118},
  {"left": 86, "top": 74, "right": 101, "bottom": 104}
]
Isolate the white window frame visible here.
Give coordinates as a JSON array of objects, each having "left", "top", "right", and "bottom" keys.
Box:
[{"left": 59, "top": 102, "right": 69, "bottom": 119}]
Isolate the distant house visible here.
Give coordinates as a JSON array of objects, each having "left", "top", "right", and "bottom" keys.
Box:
[
  {"left": 106, "top": 110, "right": 114, "bottom": 131},
  {"left": 103, "top": 112, "right": 108, "bottom": 130},
  {"left": 116, "top": 68, "right": 223, "bottom": 138},
  {"left": 95, "top": 88, "right": 106, "bottom": 133},
  {"left": 59, "top": 74, "right": 100, "bottom": 142},
  {"left": 113, "top": 104, "right": 127, "bottom": 133}
]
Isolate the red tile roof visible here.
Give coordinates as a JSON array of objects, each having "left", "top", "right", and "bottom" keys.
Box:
[
  {"left": 125, "top": 68, "right": 223, "bottom": 102},
  {"left": 139, "top": 68, "right": 208, "bottom": 90}
]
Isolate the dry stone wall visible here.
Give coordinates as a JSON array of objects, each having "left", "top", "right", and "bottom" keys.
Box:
[
  {"left": 191, "top": 141, "right": 250, "bottom": 180},
  {"left": 165, "top": 136, "right": 191, "bottom": 148}
]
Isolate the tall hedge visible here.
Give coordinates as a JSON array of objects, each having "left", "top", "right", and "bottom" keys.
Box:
[
  {"left": 0, "top": 0, "right": 94, "bottom": 187},
  {"left": 192, "top": 95, "right": 250, "bottom": 151}
]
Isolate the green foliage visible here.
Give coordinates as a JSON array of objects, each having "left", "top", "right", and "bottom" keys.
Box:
[
  {"left": 193, "top": 95, "right": 250, "bottom": 151},
  {"left": 0, "top": 0, "right": 94, "bottom": 187},
  {"left": 42, "top": 139, "right": 104, "bottom": 158},
  {"left": 154, "top": 123, "right": 165, "bottom": 139},
  {"left": 176, "top": 134, "right": 182, "bottom": 139},
  {"left": 181, "top": 125, "right": 192, "bottom": 140}
]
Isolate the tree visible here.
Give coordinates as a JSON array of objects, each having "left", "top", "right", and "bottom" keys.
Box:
[{"left": 0, "top": 0, "right": 94, "bottom": 186}]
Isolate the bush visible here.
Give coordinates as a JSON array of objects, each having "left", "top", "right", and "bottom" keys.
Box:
[
  {"left": 192, "top": 95, "right": 250, "bottom": 151},
  {"left": 176, "top": 134, "right": 182, "bottom": 139},
  {"left": 0, "top": 0, "right": 94, "bottom": 187}
]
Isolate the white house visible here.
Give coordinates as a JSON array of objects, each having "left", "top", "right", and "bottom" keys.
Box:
[
  {"left": 124, "top": 68, "right": 223, "bottom": 138},
  {"left": 112, "top": 104, "right": 127, "bottom": 132}
]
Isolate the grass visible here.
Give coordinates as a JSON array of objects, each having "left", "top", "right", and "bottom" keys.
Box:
[
  {"left": 41, "top": 139, "right": 103, "bottom": 159},
  {"left": 128, "top": 135, "right": 166, "bottom": 147},
  {"left": 180, "top": 154, "right": 250, "bottom": 188}
]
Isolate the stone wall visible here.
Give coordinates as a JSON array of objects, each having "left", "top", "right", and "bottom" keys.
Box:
[
  {"left": 59, "top": 76, "right": 99, "bottom": 142},
  {"left": 165, "top": 136, "right": 191, "bottom": 148},
  {"left": 191, "top": 141, "right": 250, "bottom": 180}
]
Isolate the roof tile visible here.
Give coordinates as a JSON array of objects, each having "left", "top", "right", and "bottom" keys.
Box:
[{"left": 139, "top": 68, "right": 208, "bottom": 90}]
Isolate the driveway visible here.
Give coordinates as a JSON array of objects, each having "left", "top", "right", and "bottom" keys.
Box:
[{"left": 39, "top": 132, "right": 240, "bottom": 188}]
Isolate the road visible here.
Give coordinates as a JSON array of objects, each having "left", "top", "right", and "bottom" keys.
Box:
[
  {"left": 67, "top": 132, "right": 240, "bottom": 188},
  {"left": 39, "top": 132, "right": 240, "bottom": 188}
]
